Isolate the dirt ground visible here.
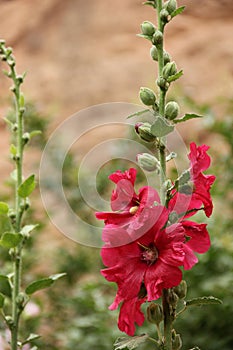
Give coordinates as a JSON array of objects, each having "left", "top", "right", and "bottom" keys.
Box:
[{"left": 0, "top": 0, "right": 232, "bottom": 261}]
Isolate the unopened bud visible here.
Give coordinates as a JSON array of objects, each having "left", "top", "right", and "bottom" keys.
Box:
[
  {"left": 165, "top": 101, "right": 180, "bottom": 120},
  {"left": 162, "top": 61, "right": 177, "bottom": 79},
  {"left": 157, "top": 77, "right": 169, "bottom": 91},
  {"left": 139, "top": 87, "right": 156, "bottom": 106},
  {"left": 167, "top": 290, "right": 179, "bottom": 308},
  {"left": 164, "top": 51, "right": 171, "bottom": 65},
  {"left": 137, "top": 153, "right": 159, "bottom": 172},
  {"left": 147, "top": 303, "right": 163, "bottom": 325},
  {"left": 165, "top": 0, "right": 177, "bottom": 14},
  {"left": 135, "top": 122, "right": 157, "bottom": 143},
  {"left": 141, "top": 21, "right": 156, "bottom": 37},
  {"left": 150, "top": 46, "right": 158, "bottom": 61},
  {"left": 160, "top": 9, "right": 171, "bottom": 23},
  {"left": 22, "top": 132, "right": 30, "bottom": 145},
  {"left": 173, "top": 280, "right": 187, "bottom": 299},
  {"left": 16, "top": 292, "right": 28, "bottom": 310},
  {"left": 152, "top": 30, "right": 163, "bottom": 47}
]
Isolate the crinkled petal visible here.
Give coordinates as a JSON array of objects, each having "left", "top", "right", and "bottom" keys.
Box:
[
  {"left": 193, "top": 173, "right": 216, "bottom": 217},
  {"left": 156, "top": 225, "right": 185, "bottom": 267},
  {"left": 182, "top": 244, "right": 198, "bottom": 270},
  {"left": 144, "top": 260, "right": 182, "bottom": 301},
  {"left": 111, "top": 179, "right": 136, "bottom": 211},
  {"left": 182, "top": 221, "right": 211, "bottom": 254},
  {"left": 118, "top": 298, "right": 145, "bottom": 336},
  {"left": 109, "top": 168, "right": 137, "bottom": 185},
  {"left": 189, "top": 143, "right": 211, "bottom": 175}
]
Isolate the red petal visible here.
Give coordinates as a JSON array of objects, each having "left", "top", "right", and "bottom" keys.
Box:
[{"left": 182, "top": 221, "right": 211, "bottom": 253}]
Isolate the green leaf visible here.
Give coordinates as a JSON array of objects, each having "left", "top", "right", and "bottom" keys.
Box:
[
  {"left": 10, "top": 144, "right": 17, "bottom": 157},
  {"left": 136, "top": 34, "right": 152, "bottom": 41},
  {"left": 21, "top": 224, "right": 39, "bottom": 238},
  {"left": 0, "top": 275, "right": 11, "bottom": 297},
  {"left": 173, "top": 113, "right": 203, "bottom": 124},
  {"left": 0, "top": 292, "right": 5, "bottom": 308},
  {"left": 25, "top": 273, "right": 66, "bottom": 295},
  {"left": 22, "top": 333, "right": 41, "bottom": 345},
  {"left": 143, "top": 1, "right": 156, "bottom": 8},
  {"left": 127, "top": 109, "right": 151, "bottom": 119},
  {"left": 18, "top": 174, "right": 36, "bottom": 198},
  {"left": 3, "top": 117, "right": 13, "bottom": 127},
  {"left": 186, "top": 296, "right": 222, "bottom": 307},
  {"left": 30, "top": 130, "right": 42, "bottom": 138},
  {"left": 171, "top": 6, "right": 185, "bottom": 18},
  {"left": 114, "top": 334, "right": 149, "bottom": 350},
  {"left": 0, "top": 202, "right": 9, "bottom": 215},
  {"left": 151, "top": 116, "right": 174, "bottom": 137},
  {"left": 0, "top": 232, "right": 23, "bottom": 248},
  {"left": 167, "top": 70, "right": 183, "bottom": 83}
]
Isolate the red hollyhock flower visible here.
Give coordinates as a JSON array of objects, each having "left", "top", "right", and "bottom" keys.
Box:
[
  {"left": 188, "top": 142, "right": 216, "bottom": 217},
  {"left": 96, "top": 168, "right": 162, "bottom": 246},
  {"left": 101, "top": 214, "right": 185, "bottom": 335}
]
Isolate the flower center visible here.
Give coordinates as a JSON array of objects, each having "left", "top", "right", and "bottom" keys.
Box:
[{"left": 139, "top": 243, "right": 158, "bottom": 265}]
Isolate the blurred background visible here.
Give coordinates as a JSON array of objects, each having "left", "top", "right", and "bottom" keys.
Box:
[{"left": 0, "top": 0, "right": 233, "bottom": 349}]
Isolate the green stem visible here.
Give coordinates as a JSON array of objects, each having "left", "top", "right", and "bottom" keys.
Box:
[
  {"left": 156, "top": 2, "right": 173, "bottom": 350},
  {"left": 162, "top": 289, "right": 173, "bottom": 350},
  {"left": 156, "top": 0, "right": 167, "bottom": 205},
  {"left": 10, "top": 60, "right": 24, "bottom": 350}
]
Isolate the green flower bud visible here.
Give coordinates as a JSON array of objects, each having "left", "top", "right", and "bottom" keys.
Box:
[
  {"left": 16, "top": 292, "right": 28, "bottom": 310},
  {"left": 139, "top": 87, "right": 156, "bottom": 106},
  {"left": 164, "top": 50, "right": 171, "bottom": 65},
  {"left": 165, "top": 101, "right": 180, "bottom": 120},
  {"left": 141, "top": 21, "right": 156, "bottom": 37},
  {"left": 156, "top": 77, "right": 169, "bottom": 91},
  {"left": 22, "top": 132, "right": 30, "bottom": 145},
  {"left": 160, "top": 9, "right": 171, "bottom": 23},
  {"left": 152, "top": 30, "right": 163, "bottom": 47},
  {"left": 167, "top": 290, "right": 179, "bottom": 308},
  {"left": 162, "top": 61, "right": 177, "bottom": 79},
  {"left": 135, "top": 122, "right": 157, "bottom": 143},
  {"left": 165, "top": 0, "right": 177, "bottom": 14},
  {"left": 173, "top": 280, "right": 187, "bottom": 299},
  {"left": 137, "top": 153, "right": 159, "bottom": 172},
  {"left": 150, "top": 46, "right": 158, "bottom": 61},
  {"left": 147, "top": 303, "right": 163, "bottom": 325}
]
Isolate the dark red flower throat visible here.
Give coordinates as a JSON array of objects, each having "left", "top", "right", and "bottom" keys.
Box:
[{"left": 139, "top": 242, "right": 159, "bottom": 266}]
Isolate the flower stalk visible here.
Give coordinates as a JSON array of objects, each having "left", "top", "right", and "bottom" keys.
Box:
[{"left": 0, "top": 41, "right": 25, "bottom": 350}]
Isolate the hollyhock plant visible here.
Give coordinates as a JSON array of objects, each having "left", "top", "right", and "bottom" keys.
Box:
[{"left": 97, "top": 1, "right": 222, "bottom": 349}]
